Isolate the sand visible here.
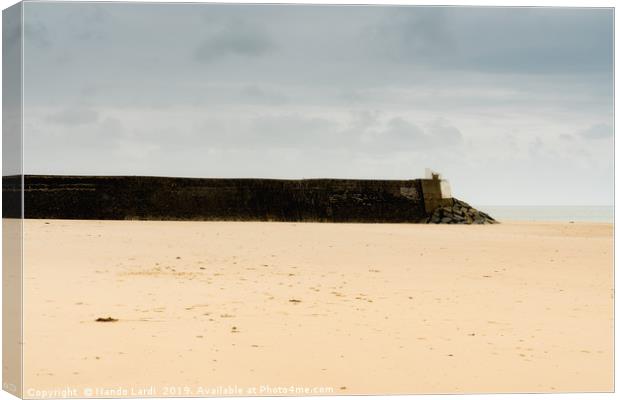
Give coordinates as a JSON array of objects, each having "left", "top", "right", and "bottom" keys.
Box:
[{"left": 19, "top": 220, "right": 612, "bottom": 396}]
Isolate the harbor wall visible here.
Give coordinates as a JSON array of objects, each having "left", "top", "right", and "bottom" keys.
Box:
[{"left": 3, "top": 175, "right": 439, "bottom": 222}]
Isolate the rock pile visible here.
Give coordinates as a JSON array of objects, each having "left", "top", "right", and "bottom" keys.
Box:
[{"left": 427, "top": 198, "right": 497, "bottom": 225}]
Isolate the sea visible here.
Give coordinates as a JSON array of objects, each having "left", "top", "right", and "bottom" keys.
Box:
[{"left": 476, "top": 206, "right": 614, "bottom": 223}]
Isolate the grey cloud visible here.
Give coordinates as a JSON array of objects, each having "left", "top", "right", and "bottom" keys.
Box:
[
  {"left": 194, "top": 21, "right": 274, "bottom": 62},
  {"left": 365, "top": 8, "right": 454, "bottom": 64},
  {"left": 28, "top": 113, "right": 124, "bottom": 154},
  {"left": 528, "top": 137, "right": 545, "bottom": 158},
  {"left": 344, "top": 110, "right": 381, "bottom": 135},
  {"left": 100, "top": 117, "right": 124, "bottom": 136},
  {"left": 196, "top": 114, "right": 338, "bottom": 150},
  {"left": 69, "top": 5, "right": 109, "bottom": 41},
  {"left": 374, "top": 118, "right": 429, "bottom": 150},
  {"left": 366, "top": 117, "right": 463, "bottom": 152},
  {"left": 366, "top": 8, "right": 612, "bottom": 75},
  {"left": 194, "top": 113, "right": 464, "bottom": 155},
  {"left": 72, "top": 4, "right": 108, "bottom": 24},
  {"left": 27, "top": 2, "right": 110, "bottom": 45},
  {"left": 253, "top": 114, "right": 333, "bottom": 135},
  {"left": 79, "top": 116, "right": 125, "bottom": 149},
  {"left": 24, "top": 21, "right": 51, "bottom": 48},
  {"left": 80, "top": 85, "right": 98, "bottom": 97},
  {"left": 240, "top": 85, "right": 288, "bottom": 105},
  {"left": 75, "top": 29, "right": 104, "bottom": 42},
  {"left": 579, "top": 123, "right": 613, "bottom": 139},
  {"left": 427, "top": 119, "right": 464, "bottom": 146},
  {"left": 46, "top": 108, "right": 99, "bottom": 126},
  {"left": 230, "top": 112, "right": 463, "bottom": 154}
]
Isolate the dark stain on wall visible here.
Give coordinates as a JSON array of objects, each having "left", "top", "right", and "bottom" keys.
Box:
[{"left": 3, "top": 175, "right": 430, "bottom": 222}]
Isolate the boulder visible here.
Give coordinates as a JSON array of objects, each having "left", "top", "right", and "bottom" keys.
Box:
[{"left": 426, "top": 198, "right": 497, "bottom": 225}]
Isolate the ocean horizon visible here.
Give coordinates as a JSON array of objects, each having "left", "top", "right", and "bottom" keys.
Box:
[{"left": 477, "top": 205, "right": 614, "bottom": 223}]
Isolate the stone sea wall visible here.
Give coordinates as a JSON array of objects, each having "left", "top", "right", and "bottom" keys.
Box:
[
  {"left": 3, "top": 175, "right": 429, "bottom": 222},
  {"left": 2, "top": 175, "right": 496, "bottom": 223}
]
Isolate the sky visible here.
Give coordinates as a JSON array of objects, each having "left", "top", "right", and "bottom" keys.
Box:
[{"left": 12, "top": 2, "right": 614, "bottom": 205}]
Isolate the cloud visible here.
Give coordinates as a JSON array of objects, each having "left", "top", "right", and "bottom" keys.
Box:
[
  {"left": 69, "top": 4, "right": 109, "bottom": 41},
  {"left": 365, "top": 8, "right": 454, "bottom": 64},
  {"left": 427, "top": 118, "right": 464, "bottom": 146},
  {"left": 579, "top": 123, "right": 613, "bottom": 140},
  {"left": 24, "top": 21, "right": 51, "bottom": 49},
  {"left": 194, "top": 21, "right": 274, "bottom": 62},
  {"left": 528, "top": 136, "right": 545, "bottom": 158},
  {"left": 373, "top": 118, "right": 429, "bottom": 150},
  {"left": 364, "top": 117, "right": 464, "bottom": 152},
  {"left": 366, "top": 8, "right": 612, "bottom": 75},
  {"left": 99, "top": 117, "right": 125, "bottom": 137},
  {"left": 196, "top": 114, "right": 337, "bottom": 149},
  {"left": 194, "top": 111, "right": 465, "bottom": 155},
  {"left": 253, "top": 114, "right": 333, "bottom": 137},
  {"left": 240, "top": 85, "right": 288, "bottom": 105},
  {"left": 46, "top": 108, "right": 99, "bottom": 126}
]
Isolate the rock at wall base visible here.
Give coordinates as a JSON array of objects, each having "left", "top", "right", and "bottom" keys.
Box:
[{"left": 426, "top": 198, "right": 497, "bottom": 225}]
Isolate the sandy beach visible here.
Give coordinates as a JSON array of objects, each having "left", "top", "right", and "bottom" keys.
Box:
[{"left": 21, "top": 219, "right": 613, "bottom": 396}]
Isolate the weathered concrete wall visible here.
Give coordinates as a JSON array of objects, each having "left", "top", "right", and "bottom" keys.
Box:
[{"left": 3, "top": 175, "right": 432, "bottom": 222}]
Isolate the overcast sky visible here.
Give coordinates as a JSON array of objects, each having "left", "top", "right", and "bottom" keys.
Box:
[{"left": 17, "top": 3, "right": 613, "bottom": 205}]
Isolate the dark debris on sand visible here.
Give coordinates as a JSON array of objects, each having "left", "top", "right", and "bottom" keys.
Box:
[{"left": 95, "top": 317, "right": 119, "bottom": 322}]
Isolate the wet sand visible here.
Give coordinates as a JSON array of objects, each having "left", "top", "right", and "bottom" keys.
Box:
[{"left": 21, "top": 220, "right": 613, "bottom": 396}]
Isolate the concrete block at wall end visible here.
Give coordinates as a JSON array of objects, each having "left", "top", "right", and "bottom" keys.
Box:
[
  {"left": 420, "top": 179, "right": 441, "bottom": 213},
  {"left": 421, "top": 179, "right": 454, "bottom": 213},
  {"left": 440, "top": 180, "right": 452, "bottom": 199}
]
